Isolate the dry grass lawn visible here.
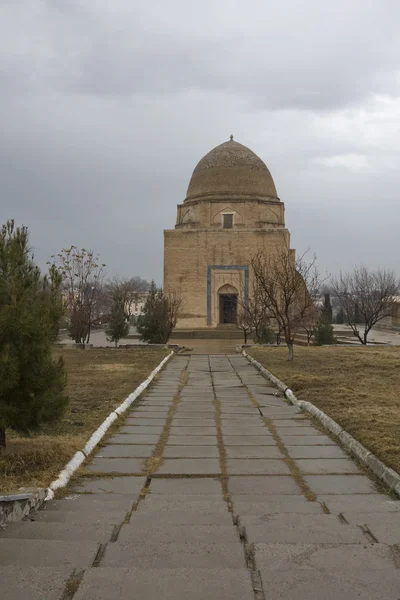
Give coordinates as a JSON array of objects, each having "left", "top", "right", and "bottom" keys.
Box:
[
  {"left": 0, "top": 347, "right": 169, "bottom": 493},
  {"left": 248, "top": 346, "right": 400, "bottom": 475}
]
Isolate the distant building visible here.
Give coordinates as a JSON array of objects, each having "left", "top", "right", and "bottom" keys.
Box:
[
  {"left": 379, "top": 297, "right": 400, "bottom": 330},
  {"left": 125, "top": 291, "right": 148, "bottom": 319}
]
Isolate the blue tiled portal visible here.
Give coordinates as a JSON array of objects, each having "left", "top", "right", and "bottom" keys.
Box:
[{"left": 207, "top": 265, "right": 249, "bottom": 326}]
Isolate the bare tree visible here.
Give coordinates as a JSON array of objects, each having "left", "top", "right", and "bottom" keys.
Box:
[
  {"left": 136, "top": 282, "right": 182, "bottom": 343},
  {"left": 251, "top": 247, "right": 323, "bottom": 360},
  {"left": 51, "top": 246, "right": 106, "bottom": 344},
  {"left": 302, "top": 303, "right": 319, "bottom": 346},
  {"left": 332, "top": 266, "right": 400, "bottom": 344},
  {"left": 106, "top": 276, "right": 151, "bottom": 321},
  {"left": 236, "top": 304, "right": 254, "bottom": 344}
]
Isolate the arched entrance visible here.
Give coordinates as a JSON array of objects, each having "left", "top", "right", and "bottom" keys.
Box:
[{"left": 218, "top": 284, "right": 238, "bottom": 324}]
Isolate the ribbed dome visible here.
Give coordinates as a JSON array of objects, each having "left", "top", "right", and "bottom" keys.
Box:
[{"left": 185, "top": 139, "right": 278, "bottom": 202}]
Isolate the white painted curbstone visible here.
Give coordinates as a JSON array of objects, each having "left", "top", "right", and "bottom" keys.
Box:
[
  {"left": 45, "top": 351, "right": 174, "bottom": 500},
  {"left": 242, "top": 350, "right": 400, "bottom": 498}
]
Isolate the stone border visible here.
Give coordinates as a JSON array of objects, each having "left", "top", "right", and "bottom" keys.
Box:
[
  {"left": 243, "top": 350, "right": 400, "bottom": 498},
  {"left": 45, "top": 351, "right": 174, "bottom": 500},
  {"left": 0, "top": 489, "right": 46, "bottom": 527}
]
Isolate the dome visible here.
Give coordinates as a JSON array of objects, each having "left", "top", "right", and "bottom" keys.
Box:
[{"left": 185, "top": 138, "right": 278, "bottom": 202}]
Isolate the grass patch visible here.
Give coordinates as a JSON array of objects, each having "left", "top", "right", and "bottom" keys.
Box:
[
  {"left": 248, "top": 346, "right": 400, "bottom": 475},
  {"left": 0, "top": 347, "right": 169, "bottom": 493}
]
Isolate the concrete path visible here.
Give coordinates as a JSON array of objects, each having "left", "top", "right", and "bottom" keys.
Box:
[{"left": 1, "top": 354, "right": 400, "bottom": 599}]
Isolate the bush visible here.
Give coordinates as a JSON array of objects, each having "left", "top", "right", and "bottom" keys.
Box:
[
  {"left": 313, "top": 321, "right": 336, "bottom": 346},
  {"left": 136, "top": 281, "right": 181, "bottom": 344}
]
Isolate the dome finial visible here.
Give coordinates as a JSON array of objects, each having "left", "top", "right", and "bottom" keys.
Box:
[{"left": 230, "top": 134, "right": 234, "bottom": 141}]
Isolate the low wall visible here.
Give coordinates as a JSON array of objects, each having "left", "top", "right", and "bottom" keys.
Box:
[{"left": 0, "top": 488, "right": 46, "bottom": 527}]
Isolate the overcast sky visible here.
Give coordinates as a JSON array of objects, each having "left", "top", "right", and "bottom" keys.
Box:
[{"left": 1, "top": 0, "right": 400, "bottom": 283}]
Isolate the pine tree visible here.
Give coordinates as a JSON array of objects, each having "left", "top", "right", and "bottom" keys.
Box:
[
  {"left": 0, "top": 221, "right": 68, "bottom": 448},
  {"left": 313, "top": 318, "right": 336, "bottom": 345},
  {"left": 105, "top": 292, "right": 129, "bottom": 347},
  {"left": 321, "top": 293, "right": 333, "bottom": 324},
  {"left": 335, "top": 308, "right": 345, "bottom": 324}
]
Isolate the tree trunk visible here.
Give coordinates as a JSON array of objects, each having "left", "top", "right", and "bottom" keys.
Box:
[
  {"left": 288, "top": 343, "right": 294, "bottom": 361},
  {"left": 0, "top": 427, "right": 6, "bottom": 449},
  {"left": 115, "top": 340, "right": 118, "bottom": 348},
  {"left": 243, "top": 330, "right": 248, "bottom": 344}
]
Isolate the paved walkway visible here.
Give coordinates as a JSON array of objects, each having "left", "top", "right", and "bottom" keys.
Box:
[{"left": 1, "top": 354, "right": 400, "bottom": 599}]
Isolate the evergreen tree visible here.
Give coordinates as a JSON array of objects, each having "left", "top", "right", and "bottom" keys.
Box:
[
  {"left": 0, "top": 221, "right": 68, "bottom": 448},
  {"left": 313, "top": 318, "right": 336, "bottom": 345},
  {"left": 335, "top": 308, "right": 345, "bottom": 324},
  {"left": 105, "top": 292, "right": 129, "bottom": 347},
  {"left": 321, "top": 293, "right": 333, "bottom": 324},
  {"left": 136, "top": 281, "right": 181, "bottom": 344}
]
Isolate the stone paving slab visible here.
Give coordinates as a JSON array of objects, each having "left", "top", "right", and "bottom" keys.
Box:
[
  {"left": 118, "top": 523, "right": 240, "bottom": 544},
  {"left": 319, "top": 494, "right": 400, "bottom": 513},
  {"left": 74, "top": 568, "right": 254, "bottom": 600},
  {"left": 138, "top": 495, "right": 228, "bottom": 509},
  {"left": 174, "top": 406, "right": 215, "bottom": 413},
  {"left": 223, "top": 435, "right": 276, "bottom": 445},
  {"left": 271, "top": 419, "right": 311, "bottom": 427},
  {"left": 119, "top": 425, "right": 164, "bottom": 434},
  {"left": 163, "top": 445, "right": 220, "bottom": 458},
  {"left": 134, "top": 406, "right": 170, "bottom": 412},
  {"left": 0, "top": 566, "right": 72, "bottom": 600},
  {"left": 167, "top": 435, "right": 218, "bottom": 445},
  {"left": 156, "top": 458, "right": 221, "bottom": 475},
  {"left": 294, "top": 458, "right": 362, "bottom": 474},
  {"left": 221, "top": 429, "right": 270, "bottom": 437},
  {"left": 286, "top": 445, "right": 348, "bottom": 459},
  {"left": 305, "top": 474, "right": 378, "bottom": 494},
  {"left": 45, "top": 494, "right": 135, "bottom": 512},
  {"left": 169, "top": 426, "right": 217, "bottom": 435},
  {"left": 275, "top": 426, "right": 325, "bottom": 436},
  {"left": 229, "top": 476, "right": 301, "bottom": 495},
  {"left": 0, "top": 521, "right": 114, "bottom": 542},
  {"left": 106, "top": 433, "right": 160, "bottom": 444},
  {"left": 227, "top": 459, "right": 291, "bottom": 475},
  {"left": 101, "top": 543, "right": 247, "bottom": 569},
  {"left": 280, "top": 435, "right": 336, "bottom": 445},
  {"left": 29, "top": 509, "right": 126, "bottom": 524},
  {"left": 220, "top": 407, "right": 261, "bottom": 414},
  {"left": 72, "top": 476, "right": 146, "bottom": 495},
  {"left": 259, "top": 568, "right": 400, "bottom": 599},
  {"left": 236, "top": 498, "right": 324, "bottom": 516},
  {"left": 149, "top": 478, "right": 222, "bottom": 495},
  {"left": 95, "top": 445, "right": 155, "bottom": 458},
  {"left": 245, "top": 515, "right": 367, "bottom": 543},
  {"left": 124, "top": 418, "right": 167, "bottom": 426},
  {"left": 171, "top": 418, "right": 215, "bottom": 426},
  {"left": 87, "top": 458, "right": 145, "bottom": 474},
  {"left": 225, "top": 445, "right": 283, "bottom": 458},
  {"left": 254, "top": 542, "right": 397, "bottom": 570},
  {"left": 0, "top": 539, "right": 99, "bottom": 567},
  {"left": 341, "top": 513, "right": 400, "bottom": 543},
  {"left": 132, "top": 508, "right": 233, "bottom": 525}
]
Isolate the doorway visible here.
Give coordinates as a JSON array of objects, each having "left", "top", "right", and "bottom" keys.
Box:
[{"left": 219, "top": 294, "right": 238, "bottom": 324}]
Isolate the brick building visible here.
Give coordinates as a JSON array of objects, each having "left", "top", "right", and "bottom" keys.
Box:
[{"left": 164, "top": 137, "right": 295, "bottom": 331}]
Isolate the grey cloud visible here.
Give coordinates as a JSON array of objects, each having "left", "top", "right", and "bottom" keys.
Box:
[{"left": 1, "top": 0, "right": 400, "bottom": 283}]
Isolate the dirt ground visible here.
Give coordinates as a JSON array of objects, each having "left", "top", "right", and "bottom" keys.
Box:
[
  {"left": 248, "top": 345, "right": 400, "bottom": 475},
  {"left": 0, "top": 347, "right": 169, "bottom": 494}
]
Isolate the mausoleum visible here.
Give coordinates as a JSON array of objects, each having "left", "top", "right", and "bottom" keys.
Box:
[{"left": 164, "top": 137, "right": 295, "bottom": 332}]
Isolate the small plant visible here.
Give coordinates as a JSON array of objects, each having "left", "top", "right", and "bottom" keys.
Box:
[
  {"left": 313, "top": 319, "right": 336, "bottom": 345},
  {"left": 105, "top": 292, "right": 129, "bottom": 347}
]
